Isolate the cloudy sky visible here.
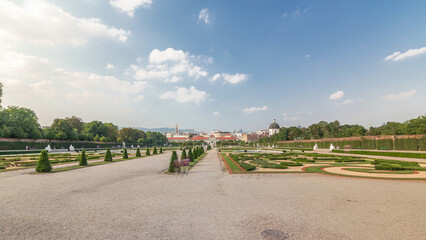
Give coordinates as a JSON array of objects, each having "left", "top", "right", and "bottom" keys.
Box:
[{"left": 1, "top": 0, "right": 425, "bottom": 132}]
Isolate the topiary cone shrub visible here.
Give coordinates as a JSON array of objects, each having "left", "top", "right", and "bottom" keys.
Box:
[
  {"left": 79, "top": 150, "right": 87, "bottom": 166},
  {"left": 123, "top": 148, "right": 128, "bottom": 159},
  {"left": 146, "top": 148, "right": 150, "bottom": 156},
  {"left": 188, "top": 148, "right": 193, "bottom": 162},
  {"left": 160, "top": 147, "right": 163, "bottom": 153},
  {"left": 136, "top": 148, "right": 141, "bottom": 157},
  {"left": 168, "top": 151, "right": 178, "bottom": 172},
  {"left": 153, "top": 146, "right": 158, "bottom": 154},
  {"left": 104, "top": 148, "right": 112, "bottom": 162},
  {"left": 36, "top": 150, "right": 52, "bottom": 172},
  {"left": 181, "top": 149, "right": 186, "bottom": 159}
]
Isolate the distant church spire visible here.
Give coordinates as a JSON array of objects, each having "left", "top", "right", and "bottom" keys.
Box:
[{"left": 175, "top": 122, "right": 178, "bottom": 133}]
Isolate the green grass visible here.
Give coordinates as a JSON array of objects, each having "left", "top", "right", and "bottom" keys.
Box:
[
  {"left": 221, "top": 153, "right": 244, "bottom": 173},
  {"left": 344, "top": 168, "right": 415, "bottom": 174}
]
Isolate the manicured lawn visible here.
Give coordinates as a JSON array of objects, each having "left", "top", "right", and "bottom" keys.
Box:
[
  {"left": 344, "top": 168, "right": 415, "bottom": 174},
  {"left": 221, "top": 153, "right": 244, "bottom": 173}
]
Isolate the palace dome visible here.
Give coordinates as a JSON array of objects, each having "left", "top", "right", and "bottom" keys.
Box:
[{"left": 269, "top": 119, "right": 280, "bottom": 129}]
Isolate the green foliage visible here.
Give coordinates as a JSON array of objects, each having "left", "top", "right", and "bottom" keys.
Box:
[
  {"left": 239, "top": 161, "right": 256, "bottom": 171},
  {"left": 207, "top": 145, "right": 211, "bottom": 150},
  {"left": 123, "top": 148, "right": 128, "bottom": 159},
  {"left": 347, "top": 150, "right": 426, "bottom": 159},
  {"left": 160, "top": 147, "right": 163, "bottom": 153},
  {"left": 153, "top": 146, "right": 157, "bottom": 154},
  {"left": 168, "top": 151, "right": 178, "bottom": 172},
  {"left": 79, "top": 150, "right": 87, "bottom": 166},
  {"left": 104, "top": 148, "right": 112, "bottom": 161},
  {"left": 136, "top": 148, "right": 141, "bottom": 157},
  {"left": 181, "top": 149, "right": 187, "bottom": 159},
  {"left": 0, "top": 106, "right": 42, "bottom": 139},
  {"left": 35, "top": 150, "right": 52, "bottom": 172},
  {"left": 146, "top": 148, "right": 150, "bottom": 156},
  {"left": 188, "top": 148, "right": 193, "bottom": 162}
]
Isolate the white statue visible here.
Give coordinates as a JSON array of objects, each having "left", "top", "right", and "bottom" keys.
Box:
[
  {"left": 69, "top": 145, "right": 75, "bottom": 151},
  {"left": 122, "top": 142, "right": 126, "bottom": 149},
  {"left": 137, "top": 145, "right": 140, "bottom": 149},
  {"left": 313, "top": 144, "right": 318, "bottom": 151},
  {"left": 131, "top": 145, "right": 134, "bottom": 149},
  {"left": 329, "top": 144, "right": 335, "bottom": 152},
  {"left": 45, "top": 145, "right": 52, "bottom": 152}
]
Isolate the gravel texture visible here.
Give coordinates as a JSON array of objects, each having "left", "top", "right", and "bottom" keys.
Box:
[{"left": 1, "top": 150, "right": 425, "bottom": 239}]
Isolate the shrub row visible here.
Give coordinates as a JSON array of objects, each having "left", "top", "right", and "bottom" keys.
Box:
[
  {"left": 333, "top": 150, "right": 426, "bottom": 159},
  {"left": 277, "top": 137, "right": 426, "bottom": 151}
]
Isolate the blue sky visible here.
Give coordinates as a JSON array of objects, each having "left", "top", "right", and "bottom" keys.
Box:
[{"left": 1, "top": 0, "right": 425, "bottom": 132}]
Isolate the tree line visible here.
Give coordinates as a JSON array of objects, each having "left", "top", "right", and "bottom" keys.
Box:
[
  {"left": 260, "top": 115, "right": 426, "bottom": 143},
  {"left": 0, "top": 105, "right": 168, "bottom": 146}
]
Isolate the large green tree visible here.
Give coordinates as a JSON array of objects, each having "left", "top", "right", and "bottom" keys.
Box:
[
  {"left": 0, "top": 82, "right": 3, "bottom": 109},
  {"left": 0, "top": 106, "right": 42, "bottom": 139}
]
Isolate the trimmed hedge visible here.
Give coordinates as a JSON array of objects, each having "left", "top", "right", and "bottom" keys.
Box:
[
  {"left": 334, "top": 150, "right": 426, "bottom": 159},
  {"left": 277, "top": 137, "right": 426, "bottom": 151}
]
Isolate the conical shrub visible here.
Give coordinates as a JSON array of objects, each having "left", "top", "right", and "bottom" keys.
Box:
[
  {"left": 123, "top": 148, "right": 128, "bottom": 159},
  {"left": 136, "top": 148, "right": 141, "bottom": 157},
  {"left": 188, "top": 148, "right": 193, "bottom": 162},
  {"left": 153, "top": 146, "right": 158, "bottom": 154},
  {"left": 104, "top": 148, "right": 113, "bottom": 161},
  {"left": 160, "top": 147, "right": 163, "bottom": 153},
  {"left": 79, "top": 150, "right": 87, "bottom": 166},
  {"left": 168, "top": 151, "right": 178, "bottom": 172},
  {"left": 36, "top": 150, "right": 52, "bottom": 172},
  {"left": 181, "top": 149, "right": 186, "bottom": 159},
  {"left": 146, "top": 148, "right": 150, "bottom": 156}
]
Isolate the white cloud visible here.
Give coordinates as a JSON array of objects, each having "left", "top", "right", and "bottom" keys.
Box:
[
  {"left": 342, "top": 99, "right": 353, "bottom": 104},
  {"left": 209, "top": 73, "right": 221, "bottom": 82},
  {"left": 214, "top": 111, "right": 220, "bottom": 116},
  {"left": 385, "top": 46, "right": 426, "bottom": 62},
  {"left": 283, "top": 116, "right": 299, "bottom": 121},
  {"left": 198, "top": 8, "right": 211, "bottom": 24},
  {"left": 166, "top": 76, "right": 182, "bottom": 83},
  {"left": 209, "top": 73, "right": 248, "bottom": 84},
  {"left": 243, "top": 106, "right": 268, "bottom": 113},
  {"left": 0, "top": 0, "right": 131, "bottom": 47},
  {"left": 282, "top": 112, "right": 299, "bottom": 121},
  {"left": 110, "top": 0, "right": 152, "bottom": 17},
  {"left": 128, "top": 48, "right": 208, "bottom": 82},
  {"left": 0, "top": 49, "right": 147, "bottom": 105},
  {"left": 282, "top": 12, "right": 289, "bottom": 18},
  {"left": 149, "top": 48, "right": 187, "bottom": 64},
  {"left": 329, "top": 90, "right": 344, "bottom": 100},
  {"left": 382, "top": 90, "right": 417, "bottom": 101},
  {"left": 106, "top": 63, "right": 115, "bottom": 69},
  {"left": 160, "top": 86, "right": 208, "bottom": 104},
  {"left": 305, "top": 54, "right": 311, "bottom": 58}
]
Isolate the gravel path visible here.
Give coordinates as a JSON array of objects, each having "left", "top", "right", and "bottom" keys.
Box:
[{"left": 1, "top": 149, "right": 425, "bottom": 239}]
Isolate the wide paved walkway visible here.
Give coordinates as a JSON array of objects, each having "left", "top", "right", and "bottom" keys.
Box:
[{"left": 1, "top": 149, "right": 425, "bottom": 239}]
